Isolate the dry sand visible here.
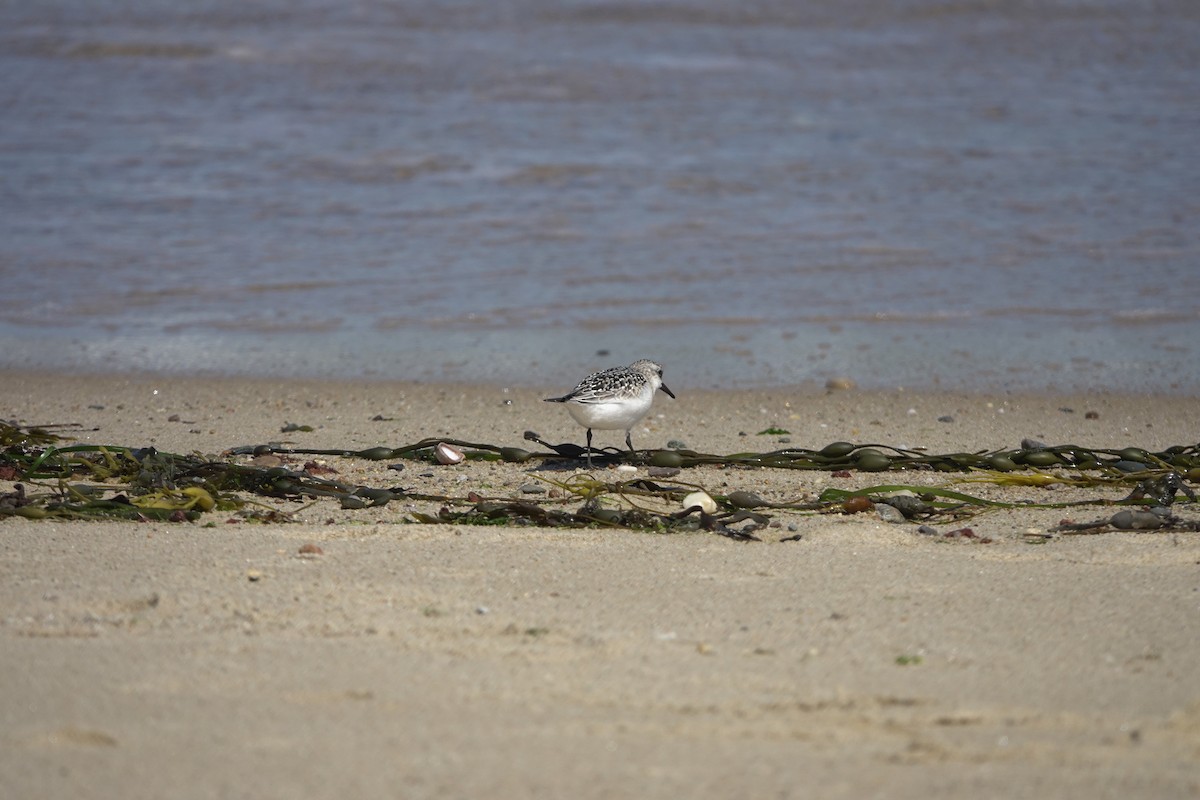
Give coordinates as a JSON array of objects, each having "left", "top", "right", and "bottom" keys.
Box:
[{"left": 2, "top": 371, "right": 1198, "bottom": 799}]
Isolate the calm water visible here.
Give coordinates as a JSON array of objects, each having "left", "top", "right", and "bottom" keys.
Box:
[{"left": 2, "top": 0, "right": 1197, "bottom": 391}]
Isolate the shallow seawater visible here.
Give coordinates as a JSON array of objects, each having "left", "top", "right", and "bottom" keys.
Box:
[{"left": 1, "top": 0, "right": 1197, "bottom": 391}]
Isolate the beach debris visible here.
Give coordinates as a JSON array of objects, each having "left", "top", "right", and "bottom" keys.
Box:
[
  {"left": 724, "top": 490, "right": 768, "bottom": 509},
  {"left": 1123, "top": 471, "right": 1195, "bottom": 507},
  {"left": 876, "top": 504, "right": 906, "bottom": 524},
  {"left": 840, "top": 495, "right": 874, "bottom": 514},
  {"left": 941, "top": 527, "right": 993, "bottom": 543},
  {"left": 250, "top": 454, "right": 286, "bottom": 468},
  {"left": 1051, "top": 507, "right": 1200, "bottom": 534},
  {"left": 648, "top": 450, "right": 683, "bottom": 468},
  {"left": 3, "top": 423, "right": 1198, "bottom": 539},
  {"left": 298, "top": 543, "right": 324, "bottom": 556},
  {"left": 499, "top": 447, "right": 533, "bottom": 463},
  {"left": 682, "top": 491, "right": 717, "bottom": 514},
  {"left": 0, "top": 483, "right": 37, "bottom": 514},
  {"left": 853, "top": 449, "right": 892, "bottom": 472},
  {"left": 434, "top": 442, "right": 465, "bottom": 465},
  {"left": 688, "top": 508, "right": 768, "bottom": 541}
]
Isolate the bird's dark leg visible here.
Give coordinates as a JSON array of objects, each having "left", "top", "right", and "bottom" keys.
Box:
[
  {"left": 586, "top": 428, "right": 594, "bottom": 468},
  {"left": 625, "top": 429, "right": 634, "bottom": 453}
]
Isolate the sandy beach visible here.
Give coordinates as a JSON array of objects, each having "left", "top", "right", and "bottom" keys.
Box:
[{"left": 1, "top": 370, "right": 1198, "bottom": 798}]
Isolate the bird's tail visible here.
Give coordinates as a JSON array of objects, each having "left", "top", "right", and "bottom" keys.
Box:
[{"left": 543, "top": 396, "right": 569, "bottom": 403}]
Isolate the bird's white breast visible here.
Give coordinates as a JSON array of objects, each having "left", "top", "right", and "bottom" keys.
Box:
[{"left": 566, "top": 388, "right": 654, "bottom": 430}]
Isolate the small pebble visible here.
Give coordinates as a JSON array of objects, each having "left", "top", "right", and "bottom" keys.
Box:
[
  {"left": 1085, "top": 410, "right": 1100, "bottom": 420},
  {"left": 666, "top": 439, "right": 687, "bottom": 450},
  {"left": 916, "top": 525, "right": 939, "bottom": 536},
  {"left": 825, "top": 377, "right": 856, "bottom": 391},
  {"left": 298, "top": 543, "right": 323, "bottom": 555},
  {"left": 246, "top": 569, "right": 263, "bottom": 582},
  {"left": 615, "top": 464, "right": 638, "bottom": 475},
  {"left": 944, "top": 527, "right": 977, "bottom": 539},
  {"left": 842, "top": 496, "right": 874, "bottom": 514},
  {"left": 387, "top": 463, "right": 406, "bottom": 472},
  {"left": 250, "top": 454, "right": 285, "bottom": 468},
  {"left": 519, "top": 484, "right": 545, "bottom": 494},
  {"left": 726, "top": 490, "right": 767, "bottom": 508},
  {"left": 937, "top": 415, "right": 954, "bottom": 423},
  {"left": 875, "top": 504, "right": 906, "bottom": 524},
  {"left": 1111, "top": 509, "right": 1169, "bottom": 530},
  {"left": 647, "top": 466, "right": 681, "bottom": 478}
]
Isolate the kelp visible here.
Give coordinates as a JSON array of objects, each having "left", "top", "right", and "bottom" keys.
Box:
[{"left": 0, "top": 420, "right": 1197, "bottom": 535}]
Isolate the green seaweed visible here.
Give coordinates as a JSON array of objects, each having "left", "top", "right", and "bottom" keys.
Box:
[{"left": 1, "top": 422, "right": 1196, "bottom": 534}]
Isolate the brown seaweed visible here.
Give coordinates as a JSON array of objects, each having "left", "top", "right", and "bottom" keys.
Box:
[{"left": 1, "top": 421, "right": 1196, "bottom": 535}]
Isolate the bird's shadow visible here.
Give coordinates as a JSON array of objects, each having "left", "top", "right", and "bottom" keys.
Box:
[{"left": 523, "top": 430, "right": 630, "bottom": 471}]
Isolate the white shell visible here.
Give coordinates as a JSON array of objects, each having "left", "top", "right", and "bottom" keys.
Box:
[
  {"left": 434, "top": 442, "right": 465, "bottom": 465},
  {"left": 615, "top": 464, "right": 638, "bottom": 474},
  {"left": 682, "top": 491, "right": 717, "bottom": 514}
]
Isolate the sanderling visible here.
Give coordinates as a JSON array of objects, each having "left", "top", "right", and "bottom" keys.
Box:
[{"left": 544, "top": 359, "right": 675, "bottom": 467}]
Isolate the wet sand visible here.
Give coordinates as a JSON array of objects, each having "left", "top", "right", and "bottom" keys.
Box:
[{"left": 2, "top": 371, "right": 1199, "bottom": 799}]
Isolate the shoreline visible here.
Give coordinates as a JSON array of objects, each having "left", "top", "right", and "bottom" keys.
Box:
[
  {"left": 2, "top": 369, "right": 1199, "bottom": 798},
  {"left": 3, "top": 367, "right": 1198, "bottom": 455},
  {"left": 2, "top": 314, "right": 1197, "bottom": 396}
]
